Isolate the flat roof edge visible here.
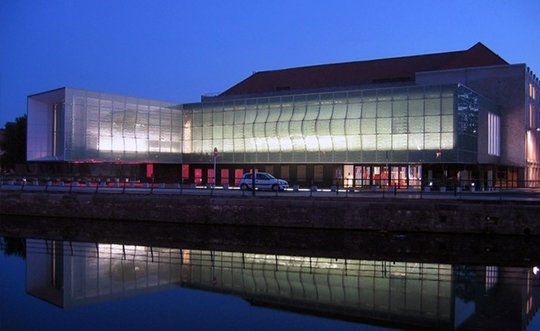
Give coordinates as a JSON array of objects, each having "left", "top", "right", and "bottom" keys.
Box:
[{"left": 27, "top": 87, "right": 66, "bottom": 98}]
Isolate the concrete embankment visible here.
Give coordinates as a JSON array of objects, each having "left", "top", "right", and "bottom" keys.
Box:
[{"left": 1, "top": 191, "right": 539, "bottom": 236}]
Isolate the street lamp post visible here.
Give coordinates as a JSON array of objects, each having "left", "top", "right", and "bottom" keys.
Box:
[{"left": 213, "top": 147, "right": 218, "bottom": 188}]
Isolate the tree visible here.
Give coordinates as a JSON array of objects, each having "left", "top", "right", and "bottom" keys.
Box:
[
  {"left": 1, "top": 237, "right": 26, "bottom": 258},
  {"left": 0, "top": 115, "right": 27, "bottom": 172}
]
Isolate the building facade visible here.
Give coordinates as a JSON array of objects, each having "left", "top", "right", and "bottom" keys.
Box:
[{"left": 27, "top": 43, "right": 540, "bottom": 189}]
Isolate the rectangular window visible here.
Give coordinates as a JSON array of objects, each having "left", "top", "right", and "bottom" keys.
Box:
[
  {"left": 488, "top": 112, "right": 500, "bottom": 156},
  {"left": 207, "top": 168, "right": 215, "bottom": 185},
  {"left": 182, "top": 164, "right": 189, "bottom": 181},
  {"left": 220, "top": 169, "right": 229, "bottom": 186},
  {"left": 146, "top": 163, "right": 154, "bottom": 178},
  {"left": 529, "top": 104, "right": 535, "bottom": 129},
  {"left": 194, "top": 168, "right": 203, "bottom": 185}
]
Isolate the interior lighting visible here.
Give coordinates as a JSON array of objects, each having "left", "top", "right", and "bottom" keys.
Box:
[
  {"left": 98, "top": 137, "right": 147, "bottom": 152},
  {"left": 318, "top": 136, "right": 333, "bottom": 150},
  {"left": 183, "top": 120, "right": 192, "bottom": 153},
  {"left": 527, "top": 130, "right": 538, "bottom": 162},
  {"left": 304, "top": 136, "right": 319, "bottom": 151},
  {"left": 267, "top": 137, "right": 280, "bottom": 151}
]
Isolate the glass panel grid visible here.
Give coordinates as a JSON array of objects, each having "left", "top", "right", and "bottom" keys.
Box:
[
  {"left": 42, "top": 84, "right": 490, "bottom": 165},
  {"left": 63, "top": 88, "right": 181, "bottom": 163}
]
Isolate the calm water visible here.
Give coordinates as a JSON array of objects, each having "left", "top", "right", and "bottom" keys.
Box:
[{"left": 2, "top": 217, "right": 540, "bottom": 331}]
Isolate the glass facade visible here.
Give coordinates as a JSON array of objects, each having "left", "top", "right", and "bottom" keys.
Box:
[
  {"left": 28, "top": 88, "right": 183, "bottom": 163},
  {"left": 183, "top": 84, "right": 484, "bottom": 164},
  {"left": 29, "top": 84, "right": 496, "bottom": 166}
]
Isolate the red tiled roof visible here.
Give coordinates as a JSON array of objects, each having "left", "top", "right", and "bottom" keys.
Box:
[{"left": 220, "top": 43, "right": 507, "bottom": 96}]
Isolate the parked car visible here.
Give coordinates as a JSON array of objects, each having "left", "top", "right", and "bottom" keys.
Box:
[{"left": 239, "top": 172, "right": 289, "bottom": 191}]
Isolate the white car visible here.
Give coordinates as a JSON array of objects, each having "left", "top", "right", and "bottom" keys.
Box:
[{"left": 239, "top": 172, "right": 289, "bottom": 191}]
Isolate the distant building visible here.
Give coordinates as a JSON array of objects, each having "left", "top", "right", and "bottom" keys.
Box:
[{"left": 27, "top": 43, "right": 540, "bottom": 188}]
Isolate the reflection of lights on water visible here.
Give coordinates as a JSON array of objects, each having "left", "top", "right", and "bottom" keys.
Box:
[{"left": 533, "top": 266, "right": 539, "bottom": 275}]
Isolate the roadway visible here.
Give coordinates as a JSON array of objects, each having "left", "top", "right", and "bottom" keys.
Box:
[{"left": 1, "top": 181, "right": 539, "bottom": 202}]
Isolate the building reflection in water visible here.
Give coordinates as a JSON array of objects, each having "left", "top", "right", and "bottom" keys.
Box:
[{"left": 26, "top": 239, "right": 540, "bottom": 330}]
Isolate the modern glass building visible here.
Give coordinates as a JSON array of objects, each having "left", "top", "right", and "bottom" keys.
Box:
[
  {"left": 27, "top": 88, "right": 182, "bottom": 178},
  {"left": 26, "top": 43, "right": 540, "bottom": 188}
]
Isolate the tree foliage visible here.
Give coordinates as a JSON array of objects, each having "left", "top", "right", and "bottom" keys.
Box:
[
  {"left": 1, "top": 237, "right": 26, "bottom": 258},
  {"left": 0, "top": 115, "right": 27, "bottom": 171}
]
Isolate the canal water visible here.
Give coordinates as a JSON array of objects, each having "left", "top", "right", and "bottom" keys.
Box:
[{"left": 1, "top": 217, "right": 540, "bottom": 331}]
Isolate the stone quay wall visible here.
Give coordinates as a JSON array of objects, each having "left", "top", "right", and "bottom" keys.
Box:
[{"left": 1, "top": 191, "right": 539, "bottom": 236}]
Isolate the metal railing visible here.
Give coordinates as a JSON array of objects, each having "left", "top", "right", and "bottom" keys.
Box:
[{"left": 1, "top": 176, "right": 539, "bottom": 202}]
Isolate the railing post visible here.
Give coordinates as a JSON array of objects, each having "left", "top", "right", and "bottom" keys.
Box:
[{"left": 251, "top": 166, "right": 256, "bottom": 197}]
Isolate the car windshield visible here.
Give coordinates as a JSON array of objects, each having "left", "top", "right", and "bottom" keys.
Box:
[{"left": 265, "top": 173, "right": 276, "bottom": 179}]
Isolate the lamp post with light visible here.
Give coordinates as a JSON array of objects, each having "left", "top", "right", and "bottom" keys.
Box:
[{"left": 213, "top": 147, "right": 218, "bottom": 188}]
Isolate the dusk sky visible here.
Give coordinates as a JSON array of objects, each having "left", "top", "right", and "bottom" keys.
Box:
[{"left": 1, "top": 0, "right": 539, "bottom": 127}]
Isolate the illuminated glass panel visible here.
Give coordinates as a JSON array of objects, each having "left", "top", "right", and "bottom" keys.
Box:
[
  {"left": 53, "top": 88, "right": 182, "bottom": 163},
  {"left": 392, "top": 100, "right": 407, "bottom": 116},
  {"left": 182, "top": 85, "right": 471, "bottom": 163},
  {"left": 363, "top": 102, "right": 377, "bottom": 118},
  {"left": 319, "top": 103, "right": 333, "bottom": 120},
  {"left": 333, "top": 103, "right": 347, "bottom": 119}
]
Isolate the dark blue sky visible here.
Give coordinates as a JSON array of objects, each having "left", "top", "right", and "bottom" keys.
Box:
[{"left": 1, "top": 0, "right": 539, "bottom": 127}]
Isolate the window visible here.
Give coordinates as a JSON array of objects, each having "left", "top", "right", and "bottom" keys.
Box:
[
  {"left": 488, "top": 112, "right": 500, "bottom": 156},
  {"left": 528, "top": 104, "right": 534, "bottom": 129}
]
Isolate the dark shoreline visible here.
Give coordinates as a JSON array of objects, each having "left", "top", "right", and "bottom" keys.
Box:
[{"left": 2, "top": 215, "right": 540, "bottom": 267}]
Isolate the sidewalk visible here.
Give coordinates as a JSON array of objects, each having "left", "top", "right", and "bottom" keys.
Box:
[{"left": 1, "top": 181, "right": 539, "bottom": 202}]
